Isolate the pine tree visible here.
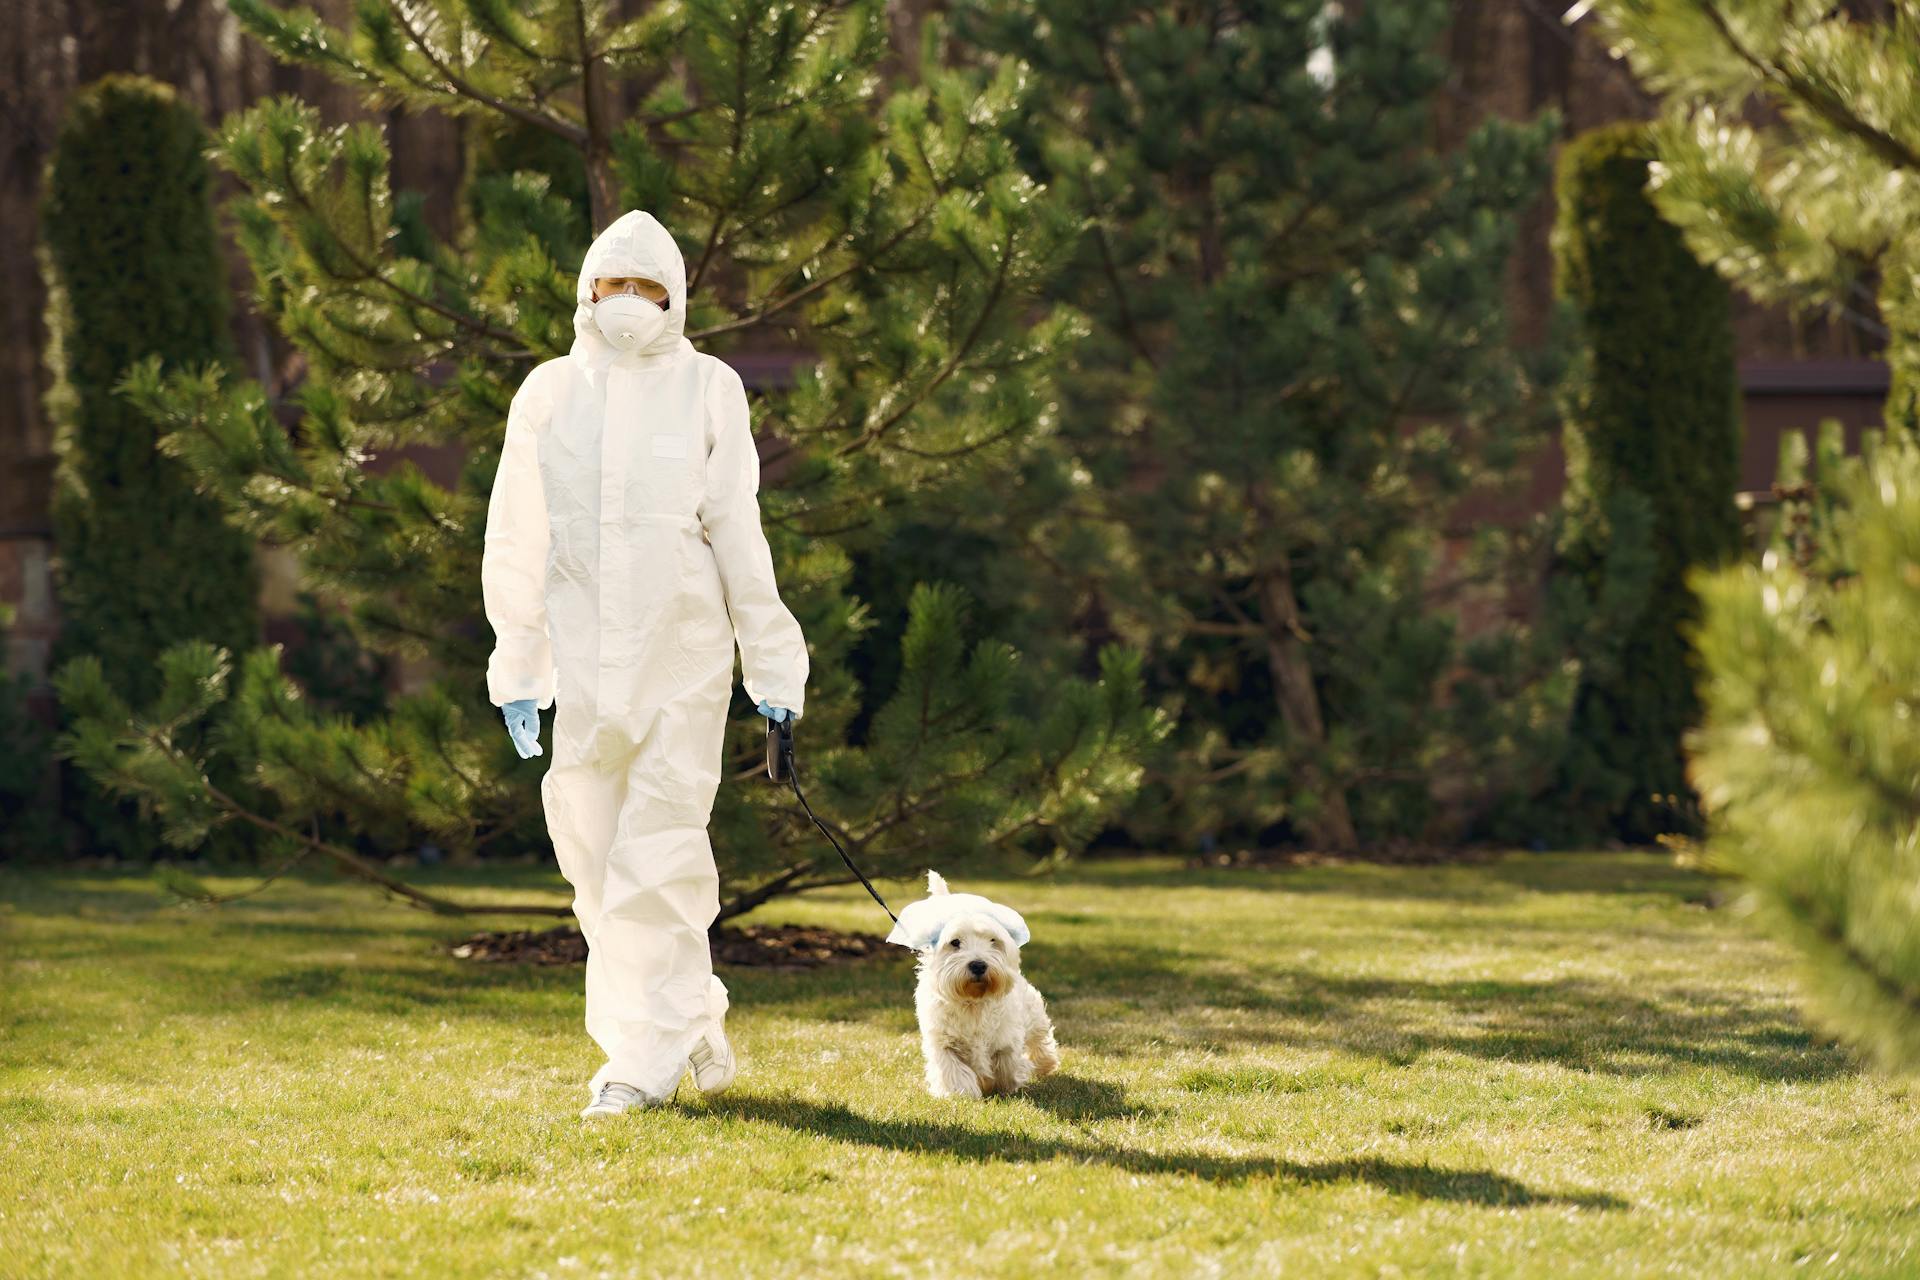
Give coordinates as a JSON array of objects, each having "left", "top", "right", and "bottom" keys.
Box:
[
  {"left": 956, "top": 0, "right": 1563, "bottom": 850},
  {"left": 1552, "top": 123, "right": 1743, "bottom": 842},
  {"left": 1589, "top": 0, "right": 1920, "bottom": 430},
  {"left": 1594, "top": 0, "right": 1920, "bottom": 1066},
  {"left": 1692, "top": 439, "right": 1920, "bottom": 1071},
  {"left": 63, "top": 0, "right": 1157, "bottom": 915},
  {"left": 42, "top": 75, "right": 261, "bottom": 858}
]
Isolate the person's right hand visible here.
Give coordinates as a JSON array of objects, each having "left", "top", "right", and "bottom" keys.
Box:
[{"left": 501, "top": 699, "right": 543, "bottom": 759}]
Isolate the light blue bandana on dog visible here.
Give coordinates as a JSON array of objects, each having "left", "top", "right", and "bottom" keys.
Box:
[{"left": 884, "top": 873, "right": 1031, "bottom": 951}]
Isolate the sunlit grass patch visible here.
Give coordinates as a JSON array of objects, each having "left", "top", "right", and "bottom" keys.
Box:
[{"left": 3, "top": 852, "right": 1914, "bottom": 1277}]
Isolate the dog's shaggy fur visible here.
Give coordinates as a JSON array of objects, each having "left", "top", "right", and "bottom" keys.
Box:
[{"left": 911, "top": 872, "right": 1060, "bottom": 1098}]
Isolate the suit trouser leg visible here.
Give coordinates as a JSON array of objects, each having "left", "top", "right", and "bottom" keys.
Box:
[
  {"left": 580, "top": 688, "right": 732, "bottom": 1099},
  {"left": 541, "top": 735, "right": 634, "bottom": 1104},
  {"left": 542, "top": 755, "right": 624, "bottom": 948}
]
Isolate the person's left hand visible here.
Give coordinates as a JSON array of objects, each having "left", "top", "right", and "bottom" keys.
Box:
[
  {"left": 501, "top": 698, "right": 543, "bottom": 759},
  {"left": 756, "top": 700, "right": 797, "bottom": 724}
]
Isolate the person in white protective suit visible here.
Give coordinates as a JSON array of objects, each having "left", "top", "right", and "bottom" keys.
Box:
[{"left": 482, "top": 210, "right": 809, "bottom": 1120}]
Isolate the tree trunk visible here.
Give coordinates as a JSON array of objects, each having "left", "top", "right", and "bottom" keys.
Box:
[
  {"left": 1256, "top": 567, "right": 1360, "bottom": 852},
  {"left": 576, "top": 3, "right": 618, "bottom": 233},
  {"left": 584, "top": 145, "right": 619, "bottom": 234}
]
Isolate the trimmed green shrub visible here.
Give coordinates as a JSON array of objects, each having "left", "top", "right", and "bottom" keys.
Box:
[
  {"left": 1552, "top": 122, "right": 1743, "bottom": 843},
  {"left": 43, "top": 75, "right": 259, "bottom": 855}
]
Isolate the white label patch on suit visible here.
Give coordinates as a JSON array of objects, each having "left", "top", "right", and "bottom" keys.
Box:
[{"left": 650, "top": 433, "right": 689, "bottom": 459}]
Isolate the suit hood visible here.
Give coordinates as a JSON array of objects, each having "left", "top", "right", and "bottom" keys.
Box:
[{"left": 571, "top": 209, "right": 691, "bottom": 366}]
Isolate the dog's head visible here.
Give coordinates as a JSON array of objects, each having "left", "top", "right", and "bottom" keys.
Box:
[
  {"left": 886, "top": 870, "right": 1031, "bottom": 1002},
  {"left": 924, "top": 909, "right": 1022, "bottom": 1002}
]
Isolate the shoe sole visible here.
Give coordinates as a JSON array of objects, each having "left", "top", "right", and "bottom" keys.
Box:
[
  {"left": 688, "top": 1037, "right": 736, "bottom": 1094},
  {"left": 580, "top": 1101, "right": 666, "bottom": 1119},
  {"left": 580, "top": 1091, "right": 669, "bottom": 1119}
]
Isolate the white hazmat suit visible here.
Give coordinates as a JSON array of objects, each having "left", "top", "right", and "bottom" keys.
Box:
[{"left": 482, "top": 210, "right": 809, "bottom": 1101}]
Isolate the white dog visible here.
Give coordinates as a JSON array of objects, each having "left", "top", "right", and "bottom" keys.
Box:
[{"left": 885, "top": 871, "right": 1060, "bottom": 1098}]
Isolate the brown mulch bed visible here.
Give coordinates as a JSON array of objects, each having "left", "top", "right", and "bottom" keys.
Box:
[{"left": 447, "top": 922, "right": 892, "bottom": 970}]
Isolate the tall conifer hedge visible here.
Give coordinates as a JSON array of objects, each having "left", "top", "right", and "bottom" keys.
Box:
[
  {"left": 1552, "top": 123, "right": 1742, "bottom": 842},
  {"left": 43, "top": 75, "right": 258, "bottom": 855}
]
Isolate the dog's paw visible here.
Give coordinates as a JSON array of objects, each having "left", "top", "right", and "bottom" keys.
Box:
[
  {"left": 986, "top": 1047, "right": 1032, "bottom": 1095},
  {"left": 928, "top": 1076, "right": 985, "bottom": 1100},
  {"left": 926, "top": 1050, "right": 984, "bottom": 1098}
]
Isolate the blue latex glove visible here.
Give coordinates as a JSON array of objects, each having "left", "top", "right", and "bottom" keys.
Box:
[
  {"left": 756, "top": 700, "right": 796, "bottom": 724},
  {"left": 501, "top": 698, "right": 543, "bottom": 759}
]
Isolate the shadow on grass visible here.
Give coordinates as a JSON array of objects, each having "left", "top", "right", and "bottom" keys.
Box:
[
  {"left": 1020, "top": 1073, "right": 1158, "bottom": 1122},
  {"left": 1223, "top": 970, "right": 1846, "bottom": 1083},
  {"left": 766, "top": 936, "right": 1849, "bottom": 1084},
  {"left": 1027, "top": 945, "right": 1849, "bottom": 1083},
  {"left": 245, "top": 959, "right": 574, "bottom": 1015},
  {"left": 705, "top": 1091, "right": 1627, "bottom": 1208}
]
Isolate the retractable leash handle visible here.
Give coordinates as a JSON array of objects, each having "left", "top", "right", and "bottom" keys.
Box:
[
  {"left": 764, "top": 716, "right": 897, "bottom": 924},
  {"left": 764, "top": 715, "right": 793, "bottom": 783}
]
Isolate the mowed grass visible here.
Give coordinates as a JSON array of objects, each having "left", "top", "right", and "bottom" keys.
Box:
[{"left": 2, "top": 852, "right": 1916, "bottom": 1278}]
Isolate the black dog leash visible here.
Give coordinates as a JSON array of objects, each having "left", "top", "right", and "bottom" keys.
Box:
[{"left": 765, "top": 718, "right": 898, "bottom": 924}]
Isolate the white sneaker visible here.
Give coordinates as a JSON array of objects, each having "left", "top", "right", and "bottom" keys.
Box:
[
  {"left": 687, "top": 1025, "right": 737, "bottom": 1094},
  {"left": 579, "top": 1081, "right": 662, "bottom": 1120}
]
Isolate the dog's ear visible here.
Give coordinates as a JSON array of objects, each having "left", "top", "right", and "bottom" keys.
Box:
[
  {"left": 985, "top": 902, "right": 1030, "bottom": 948},
  {"left": 926, "top": 870, "right": 949, "bottom": 896},
  {"left": 885, "top": 898, "right": 946, "bottom": 951}
]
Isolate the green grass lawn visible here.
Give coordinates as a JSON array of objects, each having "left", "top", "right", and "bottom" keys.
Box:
[{"left": 3, "top": 852, "right": 1915, "bottom": 1278}]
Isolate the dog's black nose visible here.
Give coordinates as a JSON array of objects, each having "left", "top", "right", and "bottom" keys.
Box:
[{"left": 967, "top": 960, "right": 988, "bottom": 977}]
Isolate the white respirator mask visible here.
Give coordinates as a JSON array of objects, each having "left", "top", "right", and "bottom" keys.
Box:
[{"left": 594, "top": 294, "right": 669, "bottom": 352}]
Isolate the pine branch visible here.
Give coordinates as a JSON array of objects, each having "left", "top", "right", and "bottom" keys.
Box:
[
  {"left": 1778, "top": 884, "right": 1920, "bottom": 1020},
  {"left": 689, "top": 201, "right": 939, "bottom": 340},
  {"left": 714, "top": 860, "right": 823, "bottom": 922},
  {"left": 137, "top": 722, "right": 569, "bottom": 917},
  {"left": 383, "top": 1, "right": 589, "bottom": 145},
  {"left": 157, "top": 834, "right": 318, "bottom": 906},
  {"left": 834, "top": 221, "right": 1017, "bottom": 456},
  {"left": 268, "top": 162, "right": 529, "bottom": 351},
  {"left": 1696, "top": 1, "right": 1920, "bottom": 174}
]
